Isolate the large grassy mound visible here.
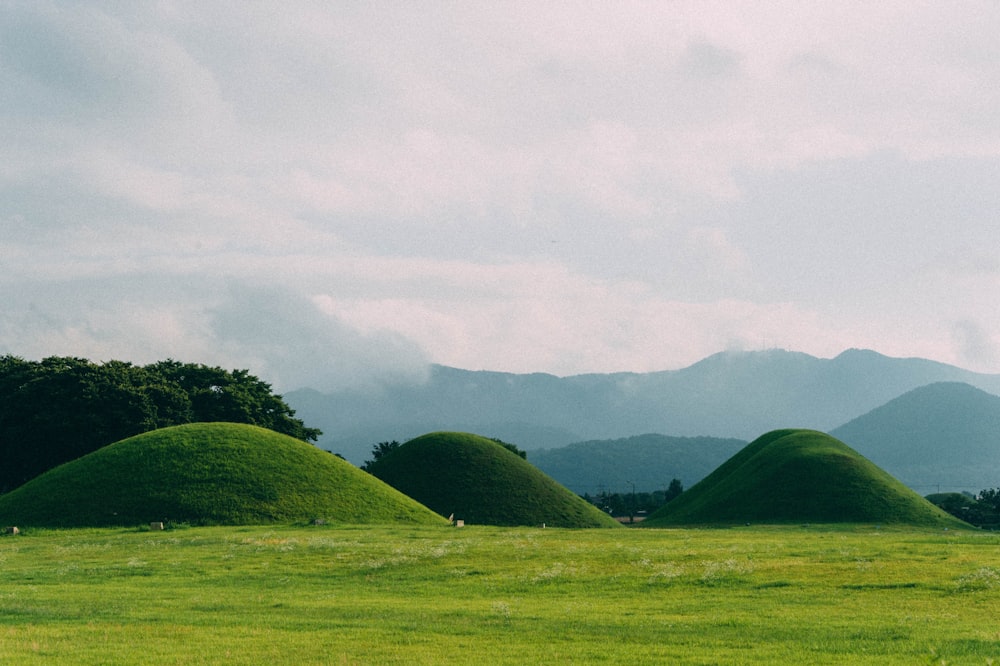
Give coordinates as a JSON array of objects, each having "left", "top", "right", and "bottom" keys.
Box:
[
  {"left": 0, "top": 423, "right": 448, "bottom": 527},
  {"left": 642, "top": 429, "right": 969, "bottom": 528},
  {"left": 365, "top": 432, "right": 620, "bottom": 527}
]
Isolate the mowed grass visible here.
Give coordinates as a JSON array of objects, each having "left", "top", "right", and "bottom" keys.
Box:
[
  {"left": 644, "top": 430, "right": 967, "bottom": 528},
  {"left": 0, "top": 423, "right": 447, "bottom": 527},
  {"left": 2, "top": 524, "right": 999, "bottom": 664},
  {"left": 366, "top": 432, "right": 620, "bottom": 528}
]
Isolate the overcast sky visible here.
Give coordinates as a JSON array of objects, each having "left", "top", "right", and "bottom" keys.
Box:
[{"left": 2, "top": 2, "right": 1000, "bottom": 391}]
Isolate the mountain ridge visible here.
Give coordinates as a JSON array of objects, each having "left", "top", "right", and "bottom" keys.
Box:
[
  {"left": 831, "top": 381, "right": 1000, "bottom": 493},
  {"left": 527, "top": 434, "right": 746, "bottom": 495},
  {"left": 288, "top": 348, "right": 1000, "bottom": 464}
]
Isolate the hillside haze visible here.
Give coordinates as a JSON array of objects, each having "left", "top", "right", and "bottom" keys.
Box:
[
  {"left": 288, "top": 349, "right": 1000, "bottom": 464},
  {"left": 528, "top": 434, "right": 746, "bottom": 495}
]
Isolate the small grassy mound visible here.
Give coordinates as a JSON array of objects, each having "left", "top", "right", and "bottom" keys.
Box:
[
  {"left": 0, "top": 423, "right": 448, "bottom": 527},
  {"left": 365, "top": 432, "right": 620, "bottom": 528},
  {"left": 642, "top": 429, "right": 969, "bottom": 528}
]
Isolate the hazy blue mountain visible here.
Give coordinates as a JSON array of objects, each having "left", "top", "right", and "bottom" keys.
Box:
[
  {"left": 831, "top": 382, "right": 1000, "bottom": 494},
  {"left": 527, "top": 434, "right": 746, "bottom": 495},
  {"left": 286, "top": 348, "right": 1000, "bottom": 465}
]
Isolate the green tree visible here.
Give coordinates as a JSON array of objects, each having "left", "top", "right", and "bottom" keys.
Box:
[
  {"left": 490, "top": 437, "right": 527, "bottom": 459},
  {"left": 362, "top": 440, "right": 402, "bottom": 471},
  {"left": 977, "top": 488, "right": 1000, "bottom": 513},
  {"left": 928, "top": 490, "right": 1000, "bottom": 528},
  {"left": 147, "top": 361, "right": 319, "bottom": 441},
  {"left": 0, "top": 356, "right": 320, "bottom": 492},
  {"left": 664, "top": 478, "right": 684, "bottom": 502},
  {"left": 583, "top": 485, "right": 682, "bottom": 519},
  {"left": 975, "top": 488, "right": 1000, "bottom": 528}
]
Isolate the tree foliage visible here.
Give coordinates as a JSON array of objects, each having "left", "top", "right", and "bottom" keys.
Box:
[
  {"left": 977, "top": 488, "right": 1000, "bottom": 513},
  {"left": 582, "top": 479, "right": 684, "bottom": 519},
  {"left": 362, "top": 440, "right": 402, "bottom": 471},
  {"left": 664, "top": 478, "right": 684, "bottom": 502},
  {"left": 490, "top": 437, "right": 527, "bottom": 459},
  {"left": 0, "top": 356, "right": 320, "bottom": 492},
  {"left": 926, "top": 488, "right": 1000, "bottom": 528},
  {"left": 362, "top": 437, "right": 526, "bottom": 472},
  {"left": 970, "top": 488, "right": 1000, "bottom": 528}
]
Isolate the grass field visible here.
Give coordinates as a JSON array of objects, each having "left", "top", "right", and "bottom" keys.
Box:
[{"left": 2, "top": 524, "right": 999, "bottom": 664}]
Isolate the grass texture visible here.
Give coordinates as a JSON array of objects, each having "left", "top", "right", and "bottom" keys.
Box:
[
  {"left": 1, "top": 524, "right": 998, "bottom": 664},
  {"left": 643, "top": 429, "right": 969, "bottom": 528},
  {"left": 0, "top": 423, "right": 448, "bottom": 527},
  {"left": 365, "top": 431, "right": 620, "bottom": 528}
]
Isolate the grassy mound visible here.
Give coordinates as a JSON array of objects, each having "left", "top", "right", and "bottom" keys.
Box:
[
  {"left": 0, "top": 423, "right": 448, "bottom": 527},
  {"left": 365, "top": 432, "right": 620, "bottom": 527},
  {"left": 642, "top": 429, "right": 969, "bottom": 528}
]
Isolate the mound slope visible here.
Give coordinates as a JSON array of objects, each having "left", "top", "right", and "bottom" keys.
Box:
[
  {"left": 365, "top": 432, "right": 620, "bottom": 527},
  {"left": 642, "top": 429, "right": 968, "bottom": 527},
  {"left": 0, "top": 423, "right": 447, "bottom": 527}
]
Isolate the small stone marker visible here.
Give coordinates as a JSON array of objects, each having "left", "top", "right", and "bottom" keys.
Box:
[
  {"left": 454, "top": 519, "right": 465, "bottom": 527},
  {"left": 150, "top": 522, "right": 164, "bottom": 531}
]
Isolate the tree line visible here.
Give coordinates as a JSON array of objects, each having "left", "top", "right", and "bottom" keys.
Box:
[
  {"left": 361, "top": 437, "right": 526, "bottom": 471},
  {"left": 582, "top": 479, "right": 684, "bottom": 520},
  {"left": 930, "top": 489, "right": 1000, "bottom": 529},
  {"left": 0, "top": 356, "right": 320, "bottom": 493}
]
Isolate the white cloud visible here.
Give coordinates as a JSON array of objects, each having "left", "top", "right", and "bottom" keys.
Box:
[
  {"left": 953, "top": 320, "right": 1000, "bottom": 371},
  {"left": 321, "top": 258, "right": 863, "bottom": 374},
  {"left": 208, "top": 283, "right": 430, "bottom": 392},
  {"left": 0, "top": 276, "right": 428, "bottom": 392},
  {"left": 2, "top": 2, "right": 1000, "bottom": 383}
]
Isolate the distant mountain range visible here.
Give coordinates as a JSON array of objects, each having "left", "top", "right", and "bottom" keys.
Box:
[
  {"left": 526, "top": 434, "right": 746, "bottom": 496},
  {"left": 288, "top": 348, "right": 1000, "bottom": 448},
  {"left": 530, "top": 382, "right": 1000, "bottom": 497}
]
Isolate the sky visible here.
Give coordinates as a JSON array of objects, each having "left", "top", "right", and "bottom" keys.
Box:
[{"left": 2, "top": 2, "right": 1000, "bottom": 391}]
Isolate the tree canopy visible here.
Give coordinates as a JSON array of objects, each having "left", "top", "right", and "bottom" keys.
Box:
[
  {"left": 927, "top": 489, "right": 1000, "bottom": 529},
  {"left": 362, "top": 440, "right": 402, "bottom": 471},
  {"left": 0, "top": 356, "right": 320, "bottom": 492},
  {"left": 490, "top": 437, "right": 527, "bottom": 459}
]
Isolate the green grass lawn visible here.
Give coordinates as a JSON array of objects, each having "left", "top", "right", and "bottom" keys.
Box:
[
  {"left": 365, "top": 431, "right": 620, "bottom": 528},
  {"left": 0, "top": 423, "right": 448, "bottom": 527},
  {"left": 644, "top": 430, "right": 967, "bottom": 528},
  {"left": 2, "top": 524, "right": 999, "bottom": 664}
]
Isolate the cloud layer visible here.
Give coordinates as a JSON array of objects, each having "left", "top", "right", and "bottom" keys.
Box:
[{"left": 2, "top": 2, "right": 999, "bottom": 387}]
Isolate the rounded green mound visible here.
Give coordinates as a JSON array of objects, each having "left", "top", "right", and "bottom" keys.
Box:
[
  {"left": 0, "top": 423, "right": 448, "bottom": 527},
  {"left": 642, "top": 429, "right": 969, "bottom": 528},
  {"left": 365, "top": 432, "right": 620, "bottom": 528}
]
